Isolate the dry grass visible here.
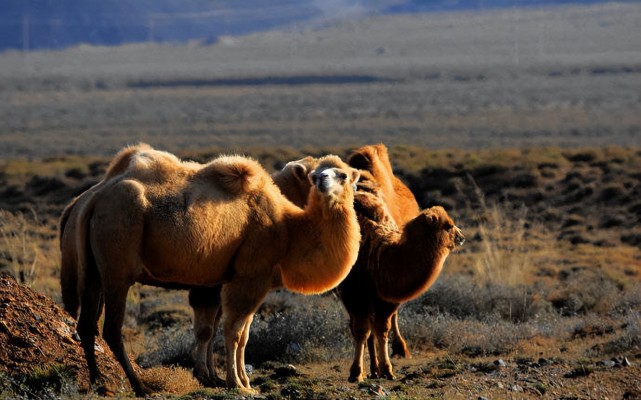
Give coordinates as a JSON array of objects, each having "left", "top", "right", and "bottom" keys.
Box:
[
  {"left": 0, "top": 209, "right": 42, "bottom": 286},
  {"left": 1, "top": 144, "right": 640, "bottom": 398}
]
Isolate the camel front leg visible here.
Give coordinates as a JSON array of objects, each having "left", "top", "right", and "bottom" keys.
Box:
[
  {"left": 373, "top": 313, "right": 395, "bottom": 380},
  {"left": 236, "top": 314, "right": 254, "bottom": 388},
  {"left": 189, "top": 287, "right": 224, "bottom": 387},
  {"left": 221, "top": 279, "right": 269, "bottom": 393},
  {"left": 390, "top": 311, "right": 412, "bottom": 358},
  {"left": 348, "top": 315, "right": 370, "bottom": 382},
  {"left": 223, "top": 313, "right": 248, "bottom": 390}
]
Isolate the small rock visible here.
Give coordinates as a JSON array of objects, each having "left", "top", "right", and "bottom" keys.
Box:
[
  {"left": 494, "top": 359, "right": 507, "bottom": 368},
  {"left": 511, "top": 384, "right": 524, "bottom": 392},
  {"left": 611, "top": 356, "right": 632, "bottom": 367},
  {"left": 497, "top": 382, "right": 504, "bottom": 389},
  {"left": 273, "top": 364, "right": 297, "bottom": 378},
  {"left": 478, "top": 396, "right": 490, "bottom": 400},
  {"left": 538, "top": 357, "right": 551, "bottom": 366},
  {"left": 245, "top": 364, "right": 253, "bottom": 375},
  {"left": 597, "top": 359, "right": 616, "bottom": 368}
]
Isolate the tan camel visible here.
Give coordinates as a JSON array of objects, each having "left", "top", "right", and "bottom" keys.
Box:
[
  {"left": 61, "top": 144, "right": 361, "bottom": 395},
  {"left": 60, "top": 152, "right": 337, "bottom": 388},
  {"left": 346, "top": 144, "right": 421, "bottom": 359}
]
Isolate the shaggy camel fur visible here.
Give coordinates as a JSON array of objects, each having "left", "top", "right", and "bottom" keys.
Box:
[
  {"left": 60, "top": 144, "right": 361, "bottom": 395},
  {"left": 187, "top": 144, "right": 425, "bottom": 386},
  {"left": 347, "top": 144, "right": 420, "bottom": 359},
  {"left": 340, "top": 188, "right": 464, "bottom": 382},
  {"left": 60, "top": 153, "right": 342, "bottom": 388}
]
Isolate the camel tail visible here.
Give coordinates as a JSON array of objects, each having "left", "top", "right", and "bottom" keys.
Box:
[
  {"left": 70, "top": 188, "right": 105, "bottom": 320},
  {"left": 201, "top": 155, "right": 266, "bottom": 194},
  {"left": 59, "top": 198, "right": 80, "bottom": 318}
]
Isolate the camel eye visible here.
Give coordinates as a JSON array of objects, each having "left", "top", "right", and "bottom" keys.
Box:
[
  {"left": 444, "top": 223, "right": 453, "bottom": 232},
  {"left": 338, "top": 172, "right": 348, "bottom": 180},
  {"left": 311, "top": 173, "right": 319, "bottom": 184}
]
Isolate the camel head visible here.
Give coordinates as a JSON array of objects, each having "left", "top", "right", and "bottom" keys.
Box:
[
  {"left": 415, "top": 206, "right": 465, "bottom": 251},
  {"left": 272, "top": 156, "right": 319, "bottom": 208},
  {"left": 309, "top": 155, "right": 360, "bottom": 208}
]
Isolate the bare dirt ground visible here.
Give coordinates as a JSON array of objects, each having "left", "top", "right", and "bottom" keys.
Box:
[{"left": 1, "top": 274, "right": 640, "bottom": 399}]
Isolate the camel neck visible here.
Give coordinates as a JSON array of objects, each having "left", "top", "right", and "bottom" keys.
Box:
[
  {"left": 278, "top": 191, "right": 360, "bottom": 295},
  {"left": 372, "top": 220, "right": 450, "bottom": 303}
]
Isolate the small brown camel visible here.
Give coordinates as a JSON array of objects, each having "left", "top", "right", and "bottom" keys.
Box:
[
  {"left": 60, "top": 144, "right": 362, "bottom": 395},
  {"left": 346, "top": 144, "right": 421, "bottom": 359},
  {"left": 340, "top": 187, "right": 464, "bottom": 382}
]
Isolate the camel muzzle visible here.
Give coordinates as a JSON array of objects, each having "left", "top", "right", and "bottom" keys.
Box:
[
  {"left": 314, "top": 169, "right": 336, "bottom": 194},
  {"left": 455, "top": 229, "right": 465, "bottom": 246}
]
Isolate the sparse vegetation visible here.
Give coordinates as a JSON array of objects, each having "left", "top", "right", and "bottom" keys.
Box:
[
  {"left": 1, "top": 2, "right": 640, "bottom": 395},
  {"left": 1, "top": 144, "right": 640, "bottom": 398}
]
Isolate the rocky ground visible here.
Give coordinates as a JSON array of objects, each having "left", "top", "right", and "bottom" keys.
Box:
[{"left": 1, "top": 270, "right": 640, "bottom": 399}]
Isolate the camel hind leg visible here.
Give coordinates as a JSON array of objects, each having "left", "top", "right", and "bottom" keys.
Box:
[
  {"left": 102, "top": 281, "right": 150, "bottom": 396},
  {"left": 390, "top": 311, "right": 412, "bottom": 358},
  {"left": 76, "top": 260, "right": 103, "bottom": 385},
  {"left": 189, "top": 286, "right": 225, "bottom": 387},
  {"left": 89, "top": 179, "right": 149, "bottom": 396}
]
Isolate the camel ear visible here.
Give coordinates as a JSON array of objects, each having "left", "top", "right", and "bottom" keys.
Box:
[
  {"left": 291, "top": 162, "right": 309, "bottom": 182},
  {"left": 351, "top": 169, "right": 360, "bottom": 191},
  {"left": 422, "top": 212, "right": 437, "bottom": 225},
  {"left": 348, "top": 152, "right": 372, "bottom": 171}
]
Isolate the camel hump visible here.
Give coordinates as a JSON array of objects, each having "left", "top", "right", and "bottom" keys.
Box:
[
  {"left": 105, "top": 143, "right": 154, "bottom": 178},
  {"left": 347, "top": 143, "right": 392, "bottom": 175},
  {"left": 199, "top": 155, "right": 268, "bottom": 194}
]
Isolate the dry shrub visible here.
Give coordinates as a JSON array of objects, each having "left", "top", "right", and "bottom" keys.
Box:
[
  {"left": 247, "top": 292, "right": 351, "bottom": 365},
  {"left": 469, "top": 181, "right": 536, "bottom": 287},
  {"left": 547, "top": 268, "right": 624, "bottom": 316},
  {"left": 136, "top": 327, "right": 195, "bottom": 369},
  {"left": 416, "top": 275, "right": 550, "bottom": 323},
  {"left": 601, "top": 312, "right": 641, "bottom": 354},
  {"left": 399, "top": 309, "right": 537, "bottom": 357},
  {"left": 0, "top": 209, "right": 42, "bottom": 286},
  {"left": 141, "top": 365, "right": 201, "bottom": 394}
]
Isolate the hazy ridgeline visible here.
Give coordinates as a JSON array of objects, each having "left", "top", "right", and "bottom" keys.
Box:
[{"left": 0, "top": 3, "right": 640, "bottom": 158}]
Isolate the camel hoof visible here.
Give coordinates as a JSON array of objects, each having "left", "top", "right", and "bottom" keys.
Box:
[
  {"left": 381, "top": 372, "right": 396, "bottom": 381},
  {"left": 391, "top": 343, "right": 412, "bottom": 359},
  {"left": 133, "top": 383, "right": 154, "bottom": 397},
  {"left": 194, "top": 369, "right": 225, "bottom": 388},
  {"left": 348, "top": 374, "right": 364, "bottom": 383},
  {"left": 238, "top": 386, "right": 258, "bottom": 395}
]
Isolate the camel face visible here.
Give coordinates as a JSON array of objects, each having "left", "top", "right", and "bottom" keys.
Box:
[
  {"left": 421, "top": 206, "right": 465, "bottom": 250},
  {"left": 309, "top": 156, "right": 360, "bottom": 203}
]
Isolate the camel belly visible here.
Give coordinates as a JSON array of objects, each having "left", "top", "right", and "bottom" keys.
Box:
[{"left": 139, "top": 199, "right": 249, "bottom": 286}]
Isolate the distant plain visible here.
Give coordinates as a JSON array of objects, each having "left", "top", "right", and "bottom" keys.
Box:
[{"left": 0, "top": 2, "right": 640, "bottom": 158}]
